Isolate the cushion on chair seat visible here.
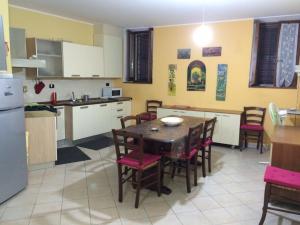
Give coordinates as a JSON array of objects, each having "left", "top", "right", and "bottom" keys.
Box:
[
  {"left": 240, "top": 124, "right": 264, "bottom": 131},
  {"left": 264, "top": 166, "right": 300, "bottom": 190},
  {"left": 140, "top": 112, "right": 157, "bottom": 121},
  {"left": 117, "top": 150, "right": 161, "bottom": 170},
  {"left": 164, "top": 148, "right": 198, "bottom": 160},
  {"left": 200, "top": 138, "right": 213, "bottom": 148}
]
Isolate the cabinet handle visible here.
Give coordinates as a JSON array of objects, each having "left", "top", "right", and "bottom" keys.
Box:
[
  {"left": 100, "top": 104, "right": 107, "bottom": 107},
  {"left": 117, "top": 109, "right": 123, "bottom": 112},
  {"left": 117, "top": 102, "right": 123, "bottom": 105},
  {"left": 71, "top": 75, "right": 81, "bottom": 77},
  {"left": 92, "top": 75, "right": 100, "bottom": 77},
  {"left": 117, "top": 116, "right": 123, "bottom": 119},
  {"left": 80, "top": 106, "right": 88, "bottom": 109}
]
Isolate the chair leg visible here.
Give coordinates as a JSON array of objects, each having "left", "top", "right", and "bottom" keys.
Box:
[
  {"left": 193, "top": 154, "right": 198, "bottom": 186},
  {"left": 256, "top": 133, "right": 260, "bottom": 150},
  {"left": 157, "top": 162, "right": 161, "bottom": 197},
  {"left": 239, "top": 131, "right": 244, "bottom": 151},
  {"left": 259, "top": 183, "right": 271, "bottom": 225},
  {"left": 201, "top": 148, "right": 206, "bottom": 177},
  {"left": 208, "top": 145, "right": 212, "bottom": 173},
  {"left": 186, "top": 160, "right": 191, "bottom": 193},
  {"left": 171, "top": 161, "right": 176, "bottom": 179},
  {"left": 245, "top": 132, "right": 248, "bottom": 148},
  {"left": 260, "top": 132, "right": 264, "bottom": 154},
  {"left": 117, "top": 164, "right": 123, "bottom": 202},
  {"left": 135, "top": 170, "right": 142, "bottom": 208}
]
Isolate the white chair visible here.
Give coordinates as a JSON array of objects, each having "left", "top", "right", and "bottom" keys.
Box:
[{"left": 268, "top": 103, "right": 286, "bottom": 125}]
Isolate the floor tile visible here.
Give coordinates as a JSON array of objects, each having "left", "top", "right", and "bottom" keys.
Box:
[
  {"left": 29, "top": 212, "right": 60, "bottom": 225},
  {"left": 61, "top": 208, "right": 91, "bottom": 225},
  {"left": 32, "top": 202, "right": 62, "bottom": 217},
  {"left": 149, "top": 215, "right": 182, "bottom": 225},
  {"left": 176, "top": 211, "right": 211, "bottom": 225},
  {"left": 0, "top": 219, "right": 30, "bottom": 225},
  {"left": 202, "top": 208, "right": 236, "bottom": 225},
  {"left": 62, "top": 198, "right": 89, "bottom": 211},
  {"left": 143, "top": 201, "right": 174, "bottom": 217},
  {"left": 1, "top": 206, "right": 33, "bottom": 221},
  {"left": 192, "top": 196, "right": 221, "bottom": 211},
  {"left": 90, "top": 207, "right": 119, "bottom": 225}
]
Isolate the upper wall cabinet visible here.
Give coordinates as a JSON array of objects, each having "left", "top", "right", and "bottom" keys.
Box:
[
  {"left": 62, "top": 42, "right": 104, "bottom": 78},
  {"left": 103, "top": 35, "right": 122, "bottom": 78}
]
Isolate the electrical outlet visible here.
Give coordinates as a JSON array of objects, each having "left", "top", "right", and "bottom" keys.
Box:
[
  {"left": 49, "top": 83, "right": 55, "bottom": 88},
  {"left": 106, "top": 83, "right": 110, "bottom": 86}
]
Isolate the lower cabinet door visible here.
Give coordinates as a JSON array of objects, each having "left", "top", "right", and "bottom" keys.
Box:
[
  {"left": 97, "top": 103, "right": 111, "bottom": 134},
  {"left": 55, "top": 107, "right": 65, "bottom": 141},
  {"left": 221, "top": 114, "right": 241, "bottom": 146},
  {"left": 204, "top": 112, "right": 223, "bottom": 144}
]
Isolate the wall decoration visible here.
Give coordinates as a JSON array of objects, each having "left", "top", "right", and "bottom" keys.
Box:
[
  {"left": 177, "top": 48, "right": 191, "bottom": 59},
  {"left": 202, "top": 47, "right": 222, "bottom": 57},
  {"left": 187, "top": 60, "right": 206, "bottom": 91},
  {"left": 216, "top": 64, "right": 228, "bottom": 101},
  {"left": 168, "top": 64, "right": 177, "bottom": 96}
]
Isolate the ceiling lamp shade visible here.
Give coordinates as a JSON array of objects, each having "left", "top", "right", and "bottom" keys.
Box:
[{"left": 193, "top": 24, "right": 213, "bottom": 47}]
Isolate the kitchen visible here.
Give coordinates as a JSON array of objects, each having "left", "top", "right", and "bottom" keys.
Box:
[{"left": 1, "top": 1, "right": 300, "bottom": 225}]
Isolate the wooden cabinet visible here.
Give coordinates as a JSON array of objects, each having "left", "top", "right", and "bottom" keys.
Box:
[
  {"left": 55, "top": 106, "right": 65, "bottom": 141},
  {"left": 62, "top": 42, "right": 104, "bottom": 78},
  {"left": 157, "top": 107, "right": 241, "bottom": 146},
  {"left": 66, "top": 101, "right": 132, "bottom": 140}
]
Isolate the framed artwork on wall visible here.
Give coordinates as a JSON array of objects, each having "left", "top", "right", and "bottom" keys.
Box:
[
  {"left": 177, "top": 48, "right": 191, "bottom": 59},
  {"left": 187, "top": 60, "right": 206, "bottom": 91},
  {"left": 0, "top": 16, "right": 7, "bottom": 72},
  {"left": 202, "top": 47, "right": 222, "bottom": 57},
  {"left": 216, "top": 64, "right": 228, "bottom": 101},
  {"left": 168, "top": 64, "right": 177, "bottom": 96}
]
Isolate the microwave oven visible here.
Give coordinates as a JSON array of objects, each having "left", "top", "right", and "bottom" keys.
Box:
[{"left": 102, "top": 87, "right": 122, "bottom": 98}]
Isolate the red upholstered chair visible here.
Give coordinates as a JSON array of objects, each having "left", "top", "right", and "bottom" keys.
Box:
[
  {"left": 166, "top": 123, "right": 203, "bottom": 193},
  {"left": 139, "top": 100, "right": 162, "bottom": 121},
  {"left": 259, "top": 166, "right": 300, "bottom": 225},
  {"left": 112, "top": 129, "right": 161, "bottom": 208},
  {"left": 240, "top": 107, "right": 266, "bottom": 153},
  {"left": 199, "top": 117, "right": 217, "bottom": 177}
]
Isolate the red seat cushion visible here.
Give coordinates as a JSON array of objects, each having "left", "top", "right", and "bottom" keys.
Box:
[
  {"left": 117, "top": 150, "right": 161, "bottom": 170},
  {"left": 200, "top": 138, "right": 213, "bottom": 148},
  {"left": 140, "top": 112, "right": 157, "bottom": 121},
  {"left": 264, "top": 166, "right": 300, "bottom": 190},
  {"left": 240, "top": 124, "right": 264, "bottom": 131},
  {"left": 164, "top": 148, "right": 198, "bottom": 160}
]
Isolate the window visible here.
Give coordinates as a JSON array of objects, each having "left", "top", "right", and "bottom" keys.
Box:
[
  {"left": 249, "top": 21, "right": 300, "bottom": 88},
  {"left": 126, "top": 28, "right": 153, "bottom": 83}
]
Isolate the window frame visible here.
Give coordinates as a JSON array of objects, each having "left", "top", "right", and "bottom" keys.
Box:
[{"left": 249, "top": 20, "right": 300, "bottom": 89}]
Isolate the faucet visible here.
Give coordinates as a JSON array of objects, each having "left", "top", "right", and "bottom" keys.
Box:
[{"left": 71, "top": 92, "right": 76, "bottom": 102}]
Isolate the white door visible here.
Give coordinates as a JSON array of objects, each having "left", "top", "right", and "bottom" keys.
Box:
[
  {"left": 55, "top": 106, "right": 65, "bottom": 140},
  {"left": 104, "top": 35, "right": 122, "bottom": 78}
]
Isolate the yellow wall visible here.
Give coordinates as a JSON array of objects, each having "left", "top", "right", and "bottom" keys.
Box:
[
  {"left": 9, "top": 6, "right": 93, "bottom": 45},
  {"left": 116, "top": 19, "right": 298, "bottom": 140},
  {"left": 0, "top": 0, "right": 11, "bottom": 72}
]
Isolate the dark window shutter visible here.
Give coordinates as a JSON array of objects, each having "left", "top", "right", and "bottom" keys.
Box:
[{"left": 255, "top": 23, "right": 280, "bottom": 86}]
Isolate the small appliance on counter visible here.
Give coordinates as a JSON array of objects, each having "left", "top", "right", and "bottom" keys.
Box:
[{"left": 102, "top": 87, "right": 122, "bottom": 98}]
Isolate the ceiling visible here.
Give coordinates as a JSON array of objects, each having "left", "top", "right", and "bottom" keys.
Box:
[{"left": 9, "top": 0, "right": 300, "bottom": 28}]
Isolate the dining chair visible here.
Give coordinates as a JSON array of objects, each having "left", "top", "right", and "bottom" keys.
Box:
[
  {"left": 240, "top": 106, "right": 266, "bottom": 153},
  {"left": 139, "top": 100, "right": 163, "bottom": 121},
  {"left": 259, "top": 166, "right": 300, "bottom": 225},
  {"left": 112, "top": 129, "right": 161, "bottom": 208},
  {"left": 199, "top": 117, "right": 217, "bottom": 177},
  {"left": 166, "top": 123, "right": 203, "bottom": 193},
  {"left": 120, "top": 115, "right": 141, "bottom": 129}
]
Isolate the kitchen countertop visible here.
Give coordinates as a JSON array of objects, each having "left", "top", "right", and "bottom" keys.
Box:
[
  {"left": 40, "top": 97, "right": 132, "bottom": 107},
  {"left": 160, "top": 105, "right": 243, "bottom": 115}
]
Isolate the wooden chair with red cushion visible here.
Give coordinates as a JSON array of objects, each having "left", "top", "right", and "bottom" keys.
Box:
[
  {"left": 166, "top": 123, "right": 203, "bottom": 193},
  {"left": 240, "top": 106, "right": 266, "bottom": 153},
  {"left": 199, "top": 117, "right": 217, "bottom": 177},
  {"left": 139, "top": 100, "right": 162, "bottom": 121},
  {"left": 120, "top": 115, "right": 141, "bottom": 129},
  {"left": 112, "top": 129, "right": 161, "bottom": 208},
  {"left": 259, "top": 166, "right": 300, "bottom": 225}
]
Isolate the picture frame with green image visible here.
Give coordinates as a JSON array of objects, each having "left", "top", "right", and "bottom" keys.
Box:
[
  {"left": 168, "top": 64, "right": 177, "bottom": 96},
  {"left": 187, "top": 60, "right": 206, "bottom": 91}
]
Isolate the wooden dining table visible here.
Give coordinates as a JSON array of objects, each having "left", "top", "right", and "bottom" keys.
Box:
[{"left": 120, "top": 115, "right": 209, "bottom": 194}]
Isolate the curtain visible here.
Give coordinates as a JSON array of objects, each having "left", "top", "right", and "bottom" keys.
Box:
[{"left": 276, "top": 23, "right": 299, "bottom": 87}]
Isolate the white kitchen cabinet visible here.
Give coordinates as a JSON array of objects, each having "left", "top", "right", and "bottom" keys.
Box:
[
  {"left": 111, "top": 101, "right": 132, "bottom": 129},
  {"left": 157, "top": 108, "right": 204, "bottom": 118},
  {"left": 55, "top": 106, "right": 65, "bottom": 141},
  {"left": 103, "top": 35, "right": 123, "bottom": 78},
  {"left": 96, "top": 103, "right": 112, "bottom": 134},
  {"left": 62, "top": 42, "right": 104, "bottom": 78},
  {"left": 220, "top": 114, "right": 241, "bottom": 146},
  {"left": 204, "top": 112, "right": 223, "bottom": 144}
]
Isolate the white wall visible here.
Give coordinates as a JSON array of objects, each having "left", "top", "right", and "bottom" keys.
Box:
[{"left": 13, "top": 71, "right": 113, "bottom": 104}]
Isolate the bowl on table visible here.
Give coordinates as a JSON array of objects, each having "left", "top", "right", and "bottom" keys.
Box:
[{"left": 160, "top": 117, "right": 183, "bottom": 126}]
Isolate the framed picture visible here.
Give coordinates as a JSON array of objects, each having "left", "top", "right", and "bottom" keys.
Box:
[
  {"left": 187, "top": 60, "right": 206, "bottom": 91},
  {"left": 216, "top": 64, "right": 228, "bottom": 101},
  {"left": 168, "top": 64, "right": 177, "bottom": 96},
  {"left": 0, "top": 16, "right": 7, "bottom": 72},
  {"left": 177, "top": 48, "right": 191, "bottom": 59},
  {"left": 202, "top": 47, "right": 222, "bottom": 57}
]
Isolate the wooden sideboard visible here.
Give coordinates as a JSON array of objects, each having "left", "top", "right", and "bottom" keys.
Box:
[
  {"left": 271, "top": 126, "right": 300, "bottom": 202},
  {"left": 157, "top": 105, "right": 242, "bottom": 146}
]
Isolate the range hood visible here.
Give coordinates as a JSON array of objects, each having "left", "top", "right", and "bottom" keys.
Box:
[{"left": 9, "top": 27, "right": 46, "bottom": 68}]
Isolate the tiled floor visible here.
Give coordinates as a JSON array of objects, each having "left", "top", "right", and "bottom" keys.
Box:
[{"left": 1, "top": 145, "right": 300, "bottom": 225}]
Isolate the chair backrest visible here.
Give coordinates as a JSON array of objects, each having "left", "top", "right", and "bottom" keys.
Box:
[
  {"left": 146, "top": 100, "right": 162, "bottom": 114},
  {"left": 112, "top": 129, "right": 144, "bottom": 163},
  {"left": 120, "top": 115, "right": 141, "bottom": 129},
  {"left": 202, "top": 117, "right": 217, "bottom": 142},
  {"left": 186, "top": 123, "right": 203, "bottom": 155},
  {"left": 268, "top": 103, "right": 282, "bottom": 125},
  {"left": 243, "top": 106, "right": 266, "bottom": 126}
]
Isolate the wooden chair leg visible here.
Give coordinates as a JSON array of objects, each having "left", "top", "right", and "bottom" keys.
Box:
[
  {"left": 193, "top": 154, "right": 198, "bottom": 186},
  {"left": 157, "top": 162, "right": 161, "bottom": 197},
  {"left": 245, "top": 132, "right": 248, "bottom": 148},
  {"left": 117, "top": 164, "right": 123, "bottom": 202},
  {"left": 259, "top": 183, "right": 271, "bottom": 225},
  {"left": 171, "top": 161, "right": 176, "bottom": 179},
  {"left": 135, "top": 170, "right": 142, "bottom": 208},
  {"left": 260, "top": 132, "right": 264, "bottom": 154},
  {"left": 256, "top": 133, "right": 260, "bottom": 150},
  {"left": 239, "top": 130, "right": 244, "bottom": 151},
  {"left": 186, "top": 160, "right": 191, "bottom": 193},
  {"left": 208, "top": 145, "right": 212, "bottom": 173},
  {"left": 201, "top": 148, "right": 206, "bottom": 177}
]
